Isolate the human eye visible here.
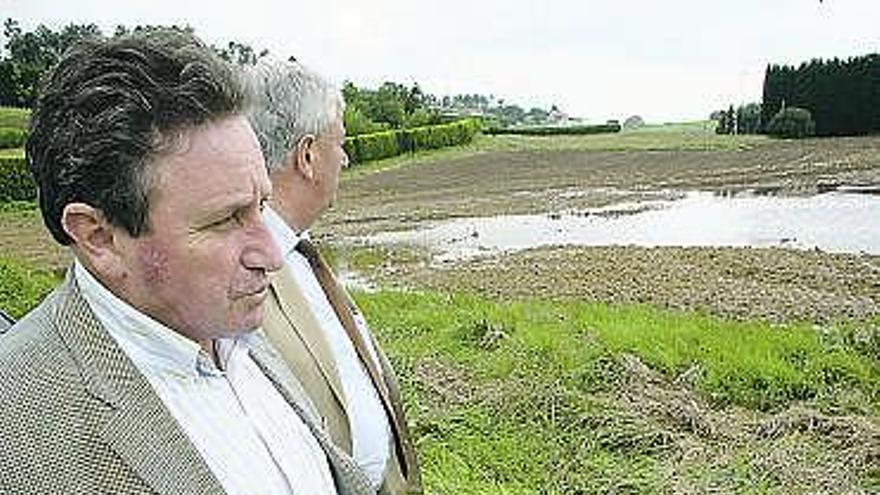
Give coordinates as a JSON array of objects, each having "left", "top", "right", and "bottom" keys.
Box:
[{"left": 204, "top": 209, "right": 245, "bottom": 230}]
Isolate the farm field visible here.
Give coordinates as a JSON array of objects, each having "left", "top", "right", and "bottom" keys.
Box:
[
  {"left": 321, "top": 125, "right": 879, "bottom": 493},
  {"left": 2, "top": 123, "right": 878, "bottom": 494}
]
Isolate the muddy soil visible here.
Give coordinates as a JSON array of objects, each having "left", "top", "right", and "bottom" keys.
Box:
[
  {"left": 319, "top": 135, "right": 880, "bottom": 323},
  {"left": 323, "top": 135, "right": 880, "bottom": 238}
]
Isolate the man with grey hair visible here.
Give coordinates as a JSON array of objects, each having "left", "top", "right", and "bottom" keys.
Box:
[{"left": 248, "top": 59, "right": 421, "bottom": 494}]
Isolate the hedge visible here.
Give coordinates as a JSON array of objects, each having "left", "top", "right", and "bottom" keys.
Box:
[
  {"left": 484, "top": 123, "right": 621, "bottom": 136},
  {"left": 0, "top": 157, "right": 36, "bottom": 203},
  {"left": 344, "top": 118, "right": 481, "bottom": 164},
  {"left": 0, "top": 256, "right": 59, "bottom": 319},
  {"left": 2, "top": 118, "right": 482, "bottom": 200},
  {"left": 0, "top": 127, "right": 27, "bottom": 149},
  {"left": 0, "top": 107, "right": 30, "bottom": 129}
]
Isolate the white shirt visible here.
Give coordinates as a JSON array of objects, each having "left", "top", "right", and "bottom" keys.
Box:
[
  {"left": 74, "top": 260, "right": 337, "bottom": 495},
  {"left": 265, "top": 207, "right": 391, "bottom": 489}
]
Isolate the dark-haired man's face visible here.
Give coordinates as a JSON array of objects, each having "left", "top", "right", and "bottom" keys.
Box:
[{"left": 116, "top": 116, "right": 282, "bottom": 343}]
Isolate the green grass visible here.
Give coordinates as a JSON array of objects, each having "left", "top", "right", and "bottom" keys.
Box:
[
  {"left": 0, "top": 148, "right": 24, "bottom": 159},
  {"left": 353, "top": 289, "right": 879, "bottom": 493},
  {"left": 478, "top": 120, "right": 770, "bottom": 153},
  {"left": 0, "top": 255, "right": 59, "bottom": 319},
  {"left": 341, "top": 121, "right": 770, "bottom": 181},
  {"left": 0, "top": 107, "right": 30, "bottom": 129},
  {"left": 358, "top": 290, "right": 877, "bottom": 414}
]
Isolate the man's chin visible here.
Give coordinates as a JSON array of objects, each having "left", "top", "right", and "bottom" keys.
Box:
[{"left": 234, "top": 311, "right": 265, "bottom": 334}]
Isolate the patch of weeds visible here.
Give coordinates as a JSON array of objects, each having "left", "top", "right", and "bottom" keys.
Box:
[
  {"left": 0, "top": 255, "right": 60, "bottom": 319},
  {"left": 862, "top": 466, "right": 880, "bottom": 494},
  {"left": 572, "top": 351, "right": 626, "bottom": 393},
  {"left": 454, "top": 317, "right": 513, "bottom": 351}
]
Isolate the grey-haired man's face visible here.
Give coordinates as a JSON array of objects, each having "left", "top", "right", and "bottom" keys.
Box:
[{"left": 312, "top": 117, "right": 348, "bottom": 213}]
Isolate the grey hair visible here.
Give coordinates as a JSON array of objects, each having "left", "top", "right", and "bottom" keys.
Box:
[{"left": 247, "top": 59, "right": 344, "bottom": 173}]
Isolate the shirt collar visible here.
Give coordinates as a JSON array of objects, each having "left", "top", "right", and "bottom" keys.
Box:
[{"left": 74, "top": 259, "right": 241, "bottom": 378}]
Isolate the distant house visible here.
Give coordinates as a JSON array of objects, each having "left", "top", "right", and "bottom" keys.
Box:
[
  {"left": 623, "top": 115, "right": 645, "bottom": 130},
  {"left": 547, "top": 105, "right": 569, "bottom": 125}
]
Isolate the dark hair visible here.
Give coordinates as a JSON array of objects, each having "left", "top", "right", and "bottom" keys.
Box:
[{"left": 26, "top": 28, "right": 248, "bottom": 245}]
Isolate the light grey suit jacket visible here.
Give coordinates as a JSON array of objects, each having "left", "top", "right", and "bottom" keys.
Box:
[{"left": 0, "top": 270, "right": 373, "bottom": 495}]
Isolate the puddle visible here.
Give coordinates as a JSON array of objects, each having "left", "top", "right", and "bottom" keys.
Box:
[{"left": 361, "top": 190, "right": 880, "bottom": 260}]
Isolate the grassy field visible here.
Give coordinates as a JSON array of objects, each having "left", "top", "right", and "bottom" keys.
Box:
[
  {"left": 339, "top": 121, "right": 770, "bottom": 180},
  {"left": 1, "top": 121, "right": 878, "bottom": 494},
  {"left": 476, "top": 121, "right": 770, "bottom": 153},
  {"left": 356, "top": 290, "right": 878, "bottom": 494}
]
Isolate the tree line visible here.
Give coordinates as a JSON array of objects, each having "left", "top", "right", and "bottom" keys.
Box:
[
  {"left": 1, "top": 19, "right": 563, "bottom": 136},
  {"left": 715, "top": 53, "right": 878, "bottom": 138},
  {"left": 762, "top": 54, "right": 879, "bottom": 136},
  {"left": 0, "top": 19, "right": 271, "bottom": 108}
]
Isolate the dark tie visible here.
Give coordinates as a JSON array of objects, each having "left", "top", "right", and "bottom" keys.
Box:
[{"left": 295, "top": 238, "right": 415, "bottom": 480}]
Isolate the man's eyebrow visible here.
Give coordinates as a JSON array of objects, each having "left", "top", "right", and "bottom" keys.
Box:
[{"left": 192, "top": 195, "right": 256, "bottom": 226}]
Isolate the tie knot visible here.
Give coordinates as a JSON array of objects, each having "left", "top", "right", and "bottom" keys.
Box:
[{"left": 295, "top": 238, "right": 320, "bottom": 267}]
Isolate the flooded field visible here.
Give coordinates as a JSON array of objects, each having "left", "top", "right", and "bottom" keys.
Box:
[
  {"left": 319, "top": 133, "right": 880, "bottom": 323},
  {"left": 362, "top": 189, "right": 880, "bottom": 260}
]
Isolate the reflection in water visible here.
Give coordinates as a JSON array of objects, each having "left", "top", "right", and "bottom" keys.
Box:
[{"left": 363, "top": 191, "right": 880, "bottom": 260}]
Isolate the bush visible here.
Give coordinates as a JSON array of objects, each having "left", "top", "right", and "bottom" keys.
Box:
[
  {"left": 484, "top": 123, "right": 621, "bottom": 136},
  {"left": 343, "top": 105, "right": 390, "bottom": 136},
  {"left": 0, "top": 157, "right": 36, "bottom": 202},
  {"left": 344, "top": 118, "right": 481, "bottom": 164},
  {"left": 766, "top": 107, "right": 816, "bottom": 138},
  {"left": 0, "top": 127, "right": 27, "bottom": 149},
  {"left": 0, "top": 256, "right": 59, "bottom": 319},
  {"left": 0, "top": 107, "right": 30, "bottom": 129}
]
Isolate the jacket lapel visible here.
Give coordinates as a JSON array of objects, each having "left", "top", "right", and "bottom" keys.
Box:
[
  {"left": 271, "top": 265, "right": 348, "bottom": 415},
  {"left": 54, "top": 271, "right": 225, "bottom": 495},
  {"left": 303, "top": 244, "right": 422, "bottom": 492},
  {"left": 247, "top": 332, "right": 374, "bottom": 495}
]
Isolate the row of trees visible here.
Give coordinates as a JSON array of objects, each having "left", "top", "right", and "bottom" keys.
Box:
[
  {"left": 342, "top": 81, "right": 568, "bottom": 135},
  {"left": 762, "top": 54, "right": 879, "bottom": 136},
  {"left": 712, "top": 103, "right": 763, "bottom": 135},
  {"left": 713, "top": 53, "right": 877, "bottom": 138},
  {"left": 0, "top": 19, "right": 276, "bottom": 108},
  {"left": 1, "top": 19, "right": 565, "bottom": 136}
]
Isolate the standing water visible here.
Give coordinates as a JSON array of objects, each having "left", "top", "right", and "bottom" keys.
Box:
[{"left": 362, "top": 190, "right": 880, "bottom": 260}]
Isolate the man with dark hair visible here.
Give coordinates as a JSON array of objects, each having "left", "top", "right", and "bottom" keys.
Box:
[
  {"left": 248, "top": 59, "right": 421, "bottom": 495},
  {"left": 0, "top": 30, "right": 371, "bottom": 495}
]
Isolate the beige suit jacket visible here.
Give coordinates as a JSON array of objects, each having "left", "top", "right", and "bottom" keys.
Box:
[
  {"left": 0, "top": 270, "right": 373, "bottom": 495},
  {"left": 264, "top": 264, "right": 422, "bottom": 494}
]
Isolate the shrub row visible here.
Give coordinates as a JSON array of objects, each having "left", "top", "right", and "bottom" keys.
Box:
[
  {"left": 0, "top": 107, "right": 30, "bottom": 129},
  {"left": 344, "top": 118, "right": 481, "bottom": 164},
  {"left": 484, "top": 123, "right": 621, "bottom": 136},
  {"left": 0, "top": 127, "right": 27, "bottom": 149},
  {"left": 0, "top": 157, "right": 36, "bottom": 203}
]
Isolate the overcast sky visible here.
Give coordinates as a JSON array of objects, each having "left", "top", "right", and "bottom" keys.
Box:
[{"left": 3, "top": 0, "right": 878, "bottom": 123}]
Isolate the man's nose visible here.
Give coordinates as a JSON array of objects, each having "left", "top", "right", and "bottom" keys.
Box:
[{"left": 243, "top": 218, "right": 283, "bottom": 273}]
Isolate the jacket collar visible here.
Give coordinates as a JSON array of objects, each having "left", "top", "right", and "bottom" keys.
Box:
[{"left": 53, "top": 268, "right": 226, "bottom": 495}]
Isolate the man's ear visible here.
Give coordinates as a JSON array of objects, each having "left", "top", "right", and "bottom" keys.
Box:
[
  {"left": 293, "top": 134, "right": 317, "bottom": 181},
  {"left": 61, "top": 203, "right": 126, "bottom": 280}
]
